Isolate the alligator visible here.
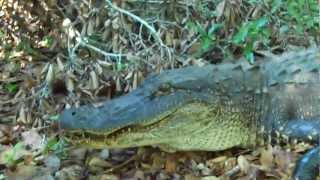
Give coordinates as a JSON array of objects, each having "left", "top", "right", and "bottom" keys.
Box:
[{"left": 60, "top": 48, "right": 320, "bottom": 179}]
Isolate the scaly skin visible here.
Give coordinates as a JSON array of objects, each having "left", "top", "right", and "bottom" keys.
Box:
[{"left": 60, "top": 48, "right": 320, "bottom": 179}]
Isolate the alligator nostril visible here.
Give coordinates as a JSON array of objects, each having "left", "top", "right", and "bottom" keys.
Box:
[{"left": 71, "top": 112, "right": 76, "bottom": 116}]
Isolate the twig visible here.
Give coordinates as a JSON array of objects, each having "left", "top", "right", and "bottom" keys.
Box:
[
  {"left": 0, "top": 93, "right": 39, "bottom": 105},
  {"left": 78, "top": 37, "right": 128, "bottom": 58},
  {"left": 104, "top": 0, "right": 173, "bottom": 65},
  {"left": 223, "top": 165, "right": 241, "bottom": 177},
  {"left": 105, "top": 0, "right": 165, "bottom": 47}
]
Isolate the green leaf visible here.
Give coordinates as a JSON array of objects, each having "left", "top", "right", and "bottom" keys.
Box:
[
  {"left": 116, "top": 60, "right": 127, "bottom": 71},
  {"left": 0, "top": 30, "right": 5, "bottom": 39},
  {"left": 40, "top": 36, "right": 54, "bottom": 48},
  {"left": 4, "top": 83, "right": 17, "bottom": 93},
  {"left": 244, "top": 42, "right": 254, "bottom": 63},
  {"left": 201, "top": 37, "right": 213, "bottom": 51},
  {"left": 43, "top": 137, "right": 66, "bottom": 156},
  {"left": 186, "top": 21, "right": 197, "bottom": 32},
  {"left": 16, "top": 38, "right": 35, "bottom": 55},
  {"left": 195, "top": 22, "right": 208, "bottom": 37},
  {"left": 245, "top": 51, "right": 254, "bottom": 64},
  {"left": 208, "top": 23, "right": 224, "bottom": 35},
  {"left": 279, "top": 25, "right": 289, "bottom": 34},
  {"left": 3, "top": 143, "right": 24, "bottom": 164},
  {"left": 271, "top": 0, "right": 282, "bottom": 13},
  {"left": 48, "top": 114, "right": 60, "bottom": 121},
  {"left": 233, "top": 23, "right": 249, "bottom": 44},
  {"left": 253, "top": 17, "right": 268, "bottom": 28}
]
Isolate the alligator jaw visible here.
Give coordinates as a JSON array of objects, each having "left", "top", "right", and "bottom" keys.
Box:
[
  {"left": 60, "top": 102, "right": 179, "bottom": 149},
  {"left": 59, "top": 89, "right": 182, "bottom": 143},
  {"left": 61, "top": 102, "right": 256, "bottom": 151},
  {"left": 59, "top": 83, "right": 182, "bottom": 133}
]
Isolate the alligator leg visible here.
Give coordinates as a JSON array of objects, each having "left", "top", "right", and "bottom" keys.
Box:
[
  {"left": 279, "top": 119, "right": 320, "bottom": 179},
  {"left": 293, "top": 145, "right": 320, "bottom": 180}
]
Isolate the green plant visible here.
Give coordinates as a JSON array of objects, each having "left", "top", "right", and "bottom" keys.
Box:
[
  {"left": 232, "top": 16, "right": 270, "bottom": 63},
  {"left": 43, "top": 137, "right": 67, "bottom": 157},
  {"left": 286, "top": 0, "right": 319, "bottom": 34},
  {"left": 16, "top": 37, "right": 36, "bottom": 55},
  {"left": 4, "top": 83, "right": 18, "bottom": 93},
  {"left": 39, "top": 35, "right": 54, "bottom": 48},
  {"left": 1, "top": 143, "right": 24, "bottom": 166},
  {"left": 269, "top": 0, "right": 319, "bottom": 37},
  {"left": 48, "top": 114, "right": 60, "bottom": 121},
  {"left": 187, "top": 21, "right": 223, "bottom": 57},
  {"left": 116, "top": 59, "right": 128, "bottom": 71}
]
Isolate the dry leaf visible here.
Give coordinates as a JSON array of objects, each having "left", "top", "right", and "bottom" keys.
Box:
[
  {"left": 116, "top": 77, "right": 121, "bottom": 92},
  {"left": 98, "top": 60, "right": 112, "bottom": 68},
  {"left": 185, "top": 174, "right": 201, "bottom": 180},
  {"left": 133, "top": 170, "right": 145, "bottom": 179},
  {"left": 125, "top": 71, "right": 133, "bottom": 80},
  {"left": 95, "top": 63, "right": 103, "bottom": 75},
  {"left": 17, "top": 106, "right": 26, "bottom": 124},
  {"left": 90, "top": 70, "right": 99, "bottom": 90},
  {"left": 21, "top": 130, "right": 45, "bottom": 151},
  {"left": 260, "top": 145, "right": 274, "bottom": 170},
  {"left": 165, "top": 30, "right": 174, "bottom": 46},
  {"left": 23, "top": 76, "right": 36, "bottom": 89},
  {"left": 251, "top": 6, "right": 262, "bottom": 18},
  {"left": 208, "top": 156, "right": 227, "bottom": 164},
  {"left": 40, "top": 63, "right": 49, "bottom": 75},
  {"left": 165, "top": 155, "right": 177, "bottom": 173},
  {"left": 66, "top": 76, "right": 74, "bottom": 92},
  {"left": 103, "top": 20, "right": 112, "bottom": 41},
  {"left": 95, "top": 15, "right": 100, "bottom": 27},
  {"left": 112, "top": 17, "right": 120, "bottom": 30},
  {"left": 216, "top": 0, "right": 226, "bottom": 20},
  {"left": 137, "top": 70, "right": 144, "bottom": 84},
  {"left": 87, "top": 157, "right": 112, "bottom": 173},
  {"left": 237, "top": 155, "right": 250, "bottom": 174},
  {"left": 150, "top": 152, "right": 165, "bottom": 170},
  {"left": 274, "top": 147, "right": 295, "bottom": 174},
  {"left": 0, "top": 124, "right": 12, "bottom": 144},
  {"left": 201, "top": 176, "right": 220, "bottom": 180},
  {"left": 99, "top": 174, "right": 119, "bottom": 180},
  {"left": 62, "top": 18, "right": 71, "bottom": 28},
  {"left": 56, "top": 57, "right": 64, "bottom": 71},
  {"left": 87, "top": 19, "right": 94, "bottom": 35},
  {"left": 132, "top": 72, "right": 138, "bottom": 90},
  {"left": 112, "top": 34, "right": 119, "bottom": 52},
  {"left": 45, "top": 64, "right": 54, "bottom": 84}
]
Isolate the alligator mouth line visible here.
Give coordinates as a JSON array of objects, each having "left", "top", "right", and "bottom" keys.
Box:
[{"left": 62, "top": 108, "right": 179, "bottom": 148}]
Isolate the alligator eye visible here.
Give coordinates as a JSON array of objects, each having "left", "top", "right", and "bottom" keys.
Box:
[
  {"left": 150, "top": 83, "right": 173, "bottom": 99},
  {"left": 158, "top": 83, "right": 171, "bottom": 92}
]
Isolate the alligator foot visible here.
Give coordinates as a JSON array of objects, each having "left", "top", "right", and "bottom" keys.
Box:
[
  {"left": 292, "top": 145, "right": 320, "bottom": 180},
  {"left": 278, "top": 119, "right": 320, "bottom": 179}
]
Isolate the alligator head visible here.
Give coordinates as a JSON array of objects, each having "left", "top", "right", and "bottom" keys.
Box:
[{"left": 59, "top": 65, "right": 257, "bottom": 151}]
